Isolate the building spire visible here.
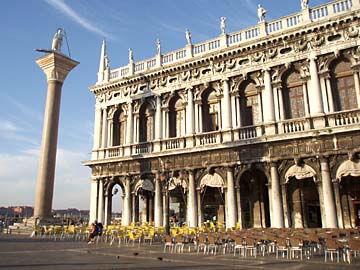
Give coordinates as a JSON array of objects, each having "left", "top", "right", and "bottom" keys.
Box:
[{"left": 97, "top": 39, "right": 107, "bottom": 83}]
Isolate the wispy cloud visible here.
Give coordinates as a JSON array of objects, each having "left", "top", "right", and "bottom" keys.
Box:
[
  {"left": 0, "top": 119, "right": 21, "bottom": 132},
  {"left": 44, "top": 0, "right": 112, "bottom": 39},
  {"left": 0, "top": 147, "right": 90, "bottom": 209}
]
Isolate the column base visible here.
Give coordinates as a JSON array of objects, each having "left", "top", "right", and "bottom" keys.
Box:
[
  {"left": 153, "top": 140, "right": 161, "bottom": 152},
  {"left": 124, "top": 145, "right": 132, "bottom": 156},
  {"left": 27, "top": 216, "right": 64, "bottom": 227},
  {"left": 91, "top": 150, "right": 99, "bottom": 160},
  {"left": 312, "top": 115, "right": 326, "bottom": 129},
  {"left": 264, "top": 122, "right": 277, "bottom": 135},
  {"left": 185, "top": 135, "right": 195, "bottom": 148},
  {"left": 222, "top": 130, "right": 233, "bottom": 142}
]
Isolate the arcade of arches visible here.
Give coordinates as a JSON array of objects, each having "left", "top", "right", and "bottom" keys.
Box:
[{"left": 90, "top": 157, "right": 360, "bottom": 229}]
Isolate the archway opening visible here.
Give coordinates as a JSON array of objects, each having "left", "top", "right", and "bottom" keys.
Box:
[
  {"left": 239, "top": 169, "right": 270, "bottom": 228},
  {"left": 287, "top": 177, "right": 321, "bottom": 228},
  {"left": 340, "top": 176, "right": 360, "bottom": 227}
]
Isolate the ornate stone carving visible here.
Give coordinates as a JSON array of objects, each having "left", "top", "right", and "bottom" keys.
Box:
[
  {"left": 252, "top": 51, "right": 266, "bottom": 63},
  {"left": 181, "top": 70, "right": 191, "bottom": 82},
  {"left": 345, "top": 25, "right": 359, "bottom": 39},
  {"left": 311, "top": 35, "right": 325, "bottom": 47},
  {"left": 267, "top": 48, "right": 277, "bottom": 59}
]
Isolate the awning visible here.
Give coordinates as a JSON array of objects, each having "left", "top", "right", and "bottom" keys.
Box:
[
  {"left": 168, "top": 177, "right": 187, "bottom": 192},
  {"left": 200, "top": 173, "right": 224, "bottom": 192},
  {"left": 135, "top": 179, "right": 154, "bottom": 193},
  {"left": 285, "top": 164, "right": 316, "bottom": 182},
  {"left": 336, "top": 160, "right": 360, "bottom": 180}
]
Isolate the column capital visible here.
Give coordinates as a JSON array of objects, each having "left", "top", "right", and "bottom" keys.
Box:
[
  {"left": 36, "top": 52, "right": 79, "bottom": 83},
  {"left": 269, "top": 161, "right": 278, "bottom": 168}
]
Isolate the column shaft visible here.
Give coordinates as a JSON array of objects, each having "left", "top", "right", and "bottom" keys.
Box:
[
  {"left": 104, "top": 194, "right": 109, "bottom": 226},
  {"left": 186, "top": 88, "right": 195, "bottom": 135},
  {"left": 226, "top": 167, "right": 237, "bottom": 228},
  {"left": 187, "top": 171, "right": 198, "bottom": 227},
  {"left": 353, "top": 72, "right": 360, "bottom": 108},
  {"left": 123, "top": 178, "right": 132, "bottom": 225},
  {"left": 154, "top": 177, "right": 163, "bottom": 227},
  {"left": 155, "top": 95, "right": 162, "bottom": 140},
  {"left": 101, "top": 108, "right": 108, "bottom": 148},
  {"left": 325, "top": 77, "right": 335, "bottom": 112},
  {"left": 320, "top": 158, "right": 338, "bottom": 228},
  {"left": 302, "top": 82, "right": 310, "bottom": 117},
  {"left": 309, "top": 58, "right": 324, "bottom": 115},
  {"left": 197, "top": 190, "right": 203, "bottom": 226},
  {"left": 97, "top": 178, "right": 104, "bottom": 223},
  {"left": 263, "top": 69, "right": 275, "bottom": 122},
  {"left": 270, "top": 163, "right": 284, "bottom": 228},
  {"left": 126, "top": 102, "right": 133, "bottom": 145},
  {"left": 89, "top": 178, "right": 98, "bottom": 224},
  {"left": 34, "top": 80, "right": 62, "bottom": 218},
  {"left": 222, "top": 79, "right": 232, "bottom": 129},
  {"left": 142, "top": 197, "right": 148, "bottom": 224}
]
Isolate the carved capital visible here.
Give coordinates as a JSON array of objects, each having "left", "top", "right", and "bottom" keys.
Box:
[{"left": 36, "top": 52, "right": 79, "bottom": 83}]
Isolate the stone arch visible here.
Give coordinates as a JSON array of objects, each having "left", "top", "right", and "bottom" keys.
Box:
[
  {"left": 336, "top": 159, "right": 360, "bottom": 227},
  {"left": 238, "top": 167, "right": 270, "bottom": 228},
  {"left": 281, "top": 67, "right": 305, "bottom": 119},
  {"left": 329, "top": 56, "right": 357, "bottom": 111},
  {"left": 112, "top": 107, "right": 126, "bottom": 146},
  {"left": 198, "top": 171, "right": 226, "bottom": 223},
  {"left": 336, "top": 159, "right": 360, "bottom": 181},
  {"left": 238, "top": 78, "right": 260, "bottom": 127},
  {"left": 138, "top": 101, "right": 154, "bottom": 142},
  {"left": 284, "top": 164, "right": 317, "bottom": 183},
  {"left": 168, "top": 93, "right": 185, "bottom": 138},
  {"left": 284, "top": 164, "right": 321, "bottom": 228},
  {"left": 201, "top": 86, "right": 220, "bottom": 132}
]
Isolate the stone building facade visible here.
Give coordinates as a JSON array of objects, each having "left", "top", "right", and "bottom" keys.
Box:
[{"left": 84, "top": 0, "right": 360, "bottom": 229}]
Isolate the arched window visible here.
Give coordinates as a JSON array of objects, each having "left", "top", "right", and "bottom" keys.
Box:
[
  {"left": 112, "top": 108, "right": 126, "bottom": 146},
  {"left": 330, "top": 58, "right": 357, "bottom": 111},
  {"left": 282, "top": 70, "right": 305, "bottom": 119},
  {"left": 202, "top": 88, "right": 219, "bottom": 132},
  {"left": 139, "top": 102, "right": 154, "bottom": 142},
  {"left": 168, "top": 95, "right": 185, "bottom": 138},
  {"left": 239, "top": 80, "right": 259, "bottom": 127}
]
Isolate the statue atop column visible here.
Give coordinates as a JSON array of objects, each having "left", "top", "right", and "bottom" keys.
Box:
[
  {"left": 185, "top": 28, "right": 192, "bottom": 45},
  {"left": 156, "top": 39, "right": 161, "bottom": 54},
  {"left": 220, "top": 16, "right": 226, "bottom": 34},
  {"left": 257, "top": 4, "right": 266, "bottom": 22},
  {"left": 51, "top": 28, "right": 64, "bottom": 52},
  {"left": 301, "top": 0, "right": 309, "bottom": 9}
]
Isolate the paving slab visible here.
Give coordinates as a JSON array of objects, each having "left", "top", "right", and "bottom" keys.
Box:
[{"left": 0, "top": 234, "right": 359, "bottom": 270}]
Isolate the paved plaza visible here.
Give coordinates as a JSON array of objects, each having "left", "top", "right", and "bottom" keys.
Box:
[{"left": 0, "top": 234, "right": 359, "bottom": 270}]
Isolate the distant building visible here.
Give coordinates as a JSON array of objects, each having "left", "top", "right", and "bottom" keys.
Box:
[{"left": 84, "top": 0, "right": 360, "bottom": 229}]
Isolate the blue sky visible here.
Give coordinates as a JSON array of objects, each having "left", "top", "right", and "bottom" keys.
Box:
[{"left": 0, "top": 0, "right": 328, "bottom": 210}]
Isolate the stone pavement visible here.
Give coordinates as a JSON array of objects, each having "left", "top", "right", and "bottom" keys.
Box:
[{"left": 0, "top": 234, "right": 359, "bottom": 270}]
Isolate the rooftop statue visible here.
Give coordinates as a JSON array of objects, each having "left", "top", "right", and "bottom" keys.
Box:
[
  {"left": 156, "top": 39, "right": 161, "bottom": 54},
  {"left": 51, "top": 28, "right": 64, "bottom": 51},
  {"left": 301, "top": 0, "right": 309, "bottom": 9},
  {"left": 186, "top": 28, "right": 192, "bottom": 45},
  {"left": 257, "top": 4, "right": 266, "bottom": 22},
  {"left": 129, "top": 48, "right": 133, "bottom": 62},
  {"left": 220, "top": 16, "right": 226, "bottom": 34}
]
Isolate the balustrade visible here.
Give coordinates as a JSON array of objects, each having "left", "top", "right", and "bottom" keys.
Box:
[
  {"left": 327, "top": 109, "right": 360, "bottom": 126},
  {"left": 106, "top": 146, "right": 124, "bottom": 158},
  {"left": 279, "top": 118, "right": 308, "bottom": 134},
  {"left": 162, "top": 137, "right": 185, "bottom": 150},
  {"left": 106, "top": 0, "right": 356, "bottom": 81}
]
